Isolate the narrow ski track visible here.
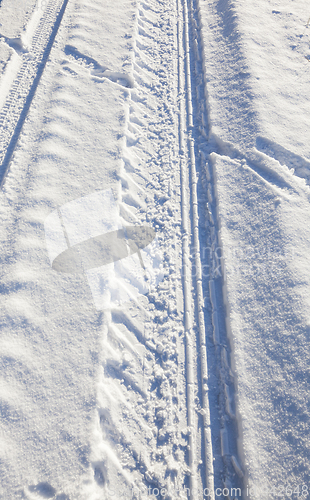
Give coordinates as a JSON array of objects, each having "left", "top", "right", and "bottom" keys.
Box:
[
  {"left": 0, "top": 0, "right": 69, "bottom": 186},
  {"left": 177, "top": 0, "right": 214, "bottom": 496},
  {"left": 177, "top": 0, "right": 244, "bottom": 498}
]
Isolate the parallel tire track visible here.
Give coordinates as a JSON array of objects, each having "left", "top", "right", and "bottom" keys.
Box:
[{"left": 0, "top": 0, "right": 69, "bottom": 186}]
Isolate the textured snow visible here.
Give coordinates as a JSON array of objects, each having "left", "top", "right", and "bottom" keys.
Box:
[{"left": 0, "top": 0, "right": 310, "bottom": 498}]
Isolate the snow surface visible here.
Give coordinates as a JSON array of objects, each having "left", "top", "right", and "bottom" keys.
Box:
[{"left": 0, "top": 0, "right": 310, "bottom": 499}]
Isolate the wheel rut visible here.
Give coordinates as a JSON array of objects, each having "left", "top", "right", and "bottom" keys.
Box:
[{"left": 0, "top": 0, "right": 70, "bottom": 186}]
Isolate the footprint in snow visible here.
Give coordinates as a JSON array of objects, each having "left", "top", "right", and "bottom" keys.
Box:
[
  {"left": 64, "top": 44, "right": 134, "bottom": 88},
  {"left": 27, "top": 482, "right": 69, "bottom": 499},
  {"left": 91, "top": 67, "right": 134, "bottom": 88},
  {"left": 0, "top": 34, "right": 28, "bottom": 53}
]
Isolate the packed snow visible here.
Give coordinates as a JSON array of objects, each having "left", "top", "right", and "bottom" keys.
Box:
[{"left": 0, "top": 0, "right": 309, "bottom": 499}]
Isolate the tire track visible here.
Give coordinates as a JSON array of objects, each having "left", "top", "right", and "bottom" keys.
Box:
[
  {"left": 0, "top": 0, "right": 69, "bottom": 186},
  {"left": 89, "top": 1, "right": 189, "bottom": 498}
]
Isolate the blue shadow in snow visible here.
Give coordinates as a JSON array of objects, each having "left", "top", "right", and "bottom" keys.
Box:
[{"left": 256, "top": 136, "right": 310, "bottom": 181}]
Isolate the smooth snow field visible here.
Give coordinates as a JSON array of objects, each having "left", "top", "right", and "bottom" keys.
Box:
[{"left": 0, "top": 0, "right": 310, "bottom": 499}]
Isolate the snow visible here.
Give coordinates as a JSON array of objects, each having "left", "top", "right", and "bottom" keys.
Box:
[
  {"left": 213, "top": 152, "right": 310, "bottom": 496},
  {"left": 198, "top": 0, "right": 310, "bottom": 495},
  {"left": 0, "top": 0, "right": 310, "bottom": 498}
]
